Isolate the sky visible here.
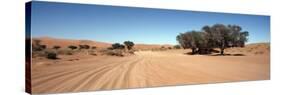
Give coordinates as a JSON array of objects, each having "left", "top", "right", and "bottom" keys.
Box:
[{"left": 30, "top": 1, "right": 270, "bottom": 45}]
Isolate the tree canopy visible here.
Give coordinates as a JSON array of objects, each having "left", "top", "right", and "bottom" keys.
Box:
[
  {"left": 177, "top": 24, "right": 249, "bottom": 55},
  {"left": 124, "top": 41, "right": 135, "bottom": 50}
]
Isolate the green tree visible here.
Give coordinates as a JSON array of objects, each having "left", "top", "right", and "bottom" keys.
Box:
[
  {"left": 112, "top": 43, "right": 125, "bottom": 49},
  {"left": 123, "top": 41, "right": 135, "bottom": 50},
  {"left": 177, "top": 24, "right": 249, "bottom": 55}
]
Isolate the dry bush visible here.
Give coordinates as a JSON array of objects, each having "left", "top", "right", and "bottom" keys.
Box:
[
  {"left": 127, "top": 50, "right": 135, "bottom": 55},
  {"left": 46, "top": 52, "right": 58, "bottom": 59},
  {"left": 88, "top": 50, "right": 97, "bottom": 56},
  {"left": 57, "top": 49, "right": 74, "bottom": 55},
  {"left": 32, "top": 51, "right": 46, "bottom": 58},
  {"left": 98, "top": 49, "right": 128, "bottom": 57},
  {"left": 106, "top": 49, "right": 125, "bottom": 57}
]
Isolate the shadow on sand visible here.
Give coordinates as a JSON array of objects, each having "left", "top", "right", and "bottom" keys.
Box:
[{"left": 184, "top": 52, "right": 245, "bottom": 56}]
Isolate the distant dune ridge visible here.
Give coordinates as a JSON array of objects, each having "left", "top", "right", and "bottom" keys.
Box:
[
  {"left": 225, "top": 43, "right": 270, "bottom": 55},
  {"left": 33, "top": 37, "right": 112, "bottom": 48},
  {"left": 33, "top": 37, "right": 174, "bottom": 50}
]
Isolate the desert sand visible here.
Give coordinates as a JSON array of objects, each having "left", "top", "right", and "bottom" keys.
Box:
[{"left": 31, "top": 43, "right": 270, "bottom": 93}]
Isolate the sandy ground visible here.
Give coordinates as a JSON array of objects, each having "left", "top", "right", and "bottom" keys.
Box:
[{"left": 31, "top": 49, "right": 270, "bottom": 94}]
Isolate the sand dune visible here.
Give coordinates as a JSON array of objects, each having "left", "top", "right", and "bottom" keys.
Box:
[
  {"left": 31, "top": 48, "right": 270, "bottom": 93},
  {"left": 33, "top": 37, "right": 112, "bottom": 48},
  {"left": 33, "top": 37, "right": 173, "bottom": 50},
  {"left": 225, "top": 43, "right": 270, "bottom": 55}
]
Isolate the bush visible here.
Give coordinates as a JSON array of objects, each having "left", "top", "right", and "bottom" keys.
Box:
[
  {"left": 57, "top": 49, "right": 74, "bottom": 55},
  {"left": 32, "top": 39, "right": 46, "bottom": 51},
  {"left": 46, "top": 52, "right": 58, "bottom": 59},
  {"left": 168, "top": 47, "right": 172, "bottom": 49},
  {"left": 106, "top": 49, "right": 124, "bottom": 57},
  {"left": 68, "top": 45, "right": 77, "bottom": 50},
  {"left": 91, "top": 46, "right": 97, "bottom": 49},
  {"left": 53, "top": 46, "right": 61, "bottom": 50},
  {"left": 90, "top": 52, "right": 97, "bottom": 56},
  {"left": 173, "top": 45, "right": 181, "bottom": 49},
  {"left": 79, "top": 45, "right": 90, "bottom": 49}
]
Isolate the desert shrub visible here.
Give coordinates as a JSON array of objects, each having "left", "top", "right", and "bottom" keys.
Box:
[
  {"left": 159, "top": 46, "right": 167, "bottom": 51},
  {"left": 79, "top": 45, "right": 90, "bottom": 50},
  {"left": 89, "top": 52, "right": 97, "bottom": 56},
  {"left": 53, "top": 45, "right": 61, "bottom": 50},
  {"left": 91, "top": 46, "right": 97, "bottom": 49},
  {"left": 99, "top": 49, "right": 125, "bottom": 57},
  {"left": 68, "top": 45, "right": 77, "bottom": 50},
  {"left": 128, "top": 50, "right": 135, "bottom": 54},
  {"left": 66, "top": 52, "right": 73, "bottom": 55},
  {"left": 88, "top": 49, "right": 97, "bottom": 56},
  {"left": 46, "top": 52, "right": 58, "bottom": 59},
  {"left": 56, "top": 49, "right": 74, "bottom": 55},
  {"left": 168, "top": 47, "right": 172, "bottom": 49},
  {"left": 32, "top": 39, "right": 46, "bottom": 51},
  {"left": 107, "top": 47, "right": 114, "bottom": 50},
  {"left": 32, "top": 51, "right": 46, "bottom": 58},
  {"left": 106, "top": 49, "right": 124, "bottom": 57},
  {"left": 173, "top": 45, "right": 181, "bottom": 49},
  {"left": 40, "top": 45, "right": 46, "bottom": 49}
]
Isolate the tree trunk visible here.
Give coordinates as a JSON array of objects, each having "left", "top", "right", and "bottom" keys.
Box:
[
  {"left": 220, "top": 48, "right": 224, "bottom": 55},
  {"left": 192, "top": 48, "right": 196, "bottom": 54}
]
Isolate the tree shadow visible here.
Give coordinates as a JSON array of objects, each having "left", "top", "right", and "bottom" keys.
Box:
[
  {"left": 184, "top": 52, "right": 195, "bottom": 55},
  {"left": 208, "top": 53, "right": 245, "bottom": 56},
  {"left": 184, "top": 52, "right": 245, "bottom": 56}
]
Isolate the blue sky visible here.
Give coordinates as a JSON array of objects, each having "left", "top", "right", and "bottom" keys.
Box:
[{"left": 30, "top": 1, "right": 270, "bottom": 45}]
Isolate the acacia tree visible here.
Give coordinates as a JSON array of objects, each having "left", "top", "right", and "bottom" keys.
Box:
[
  {"left": 177, "top": 31, "right": 206, "bottom": 54},
  {"left": 202, "top": 24, "right": 249, "bottom": 55},
  {"left": 177, "top": 24, "right": 249, "bottom": 55},
  {"left": 112, "top": 43, "right": 125, "bottom": 49},
  {"left": 203, "top": 24, "right": 230, "bottom": 55},
  {"left": 123, "top": 41, "right": 135, "bottom": 50}
]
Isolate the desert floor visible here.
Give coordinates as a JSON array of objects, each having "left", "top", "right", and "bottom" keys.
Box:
[{"left": 31, "top": 49, "right": 270, "bottom": 93}]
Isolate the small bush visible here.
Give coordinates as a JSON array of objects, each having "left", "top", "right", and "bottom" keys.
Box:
[
  {"left": 106, "top": 49, "right": 124, "bottom": 57},
  {"left": 68, "top": 45, "right": 77, "bottom": 50},
  {"left": 90, "top": 52, "right": 97, "bottom": 56},
  {"left": 168, "top": 47, "right": 172, "bottom": 49},
  {"left": 66, "top": 52, "right": 73, "bottom": 55},
  {"left": 46, "top": 52, "right": 58, "bottom": 59},
  {"left": 79, "top": 45, "right": 90, "bottom": 50},
  {"left": 53, "top": 46, "right": 61, "bottom": 50},
  {"left": 57, "top": 49, "right": 74, "bottom": 55},
  {"left": 173, "top": 45, "right": 181, "bottom": 49},
  {"left": 32, "top": 39, "right": 46, "bottom": 51},
  {"left": 91, "top": 46, "right": 97, "bottom": 49}
]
